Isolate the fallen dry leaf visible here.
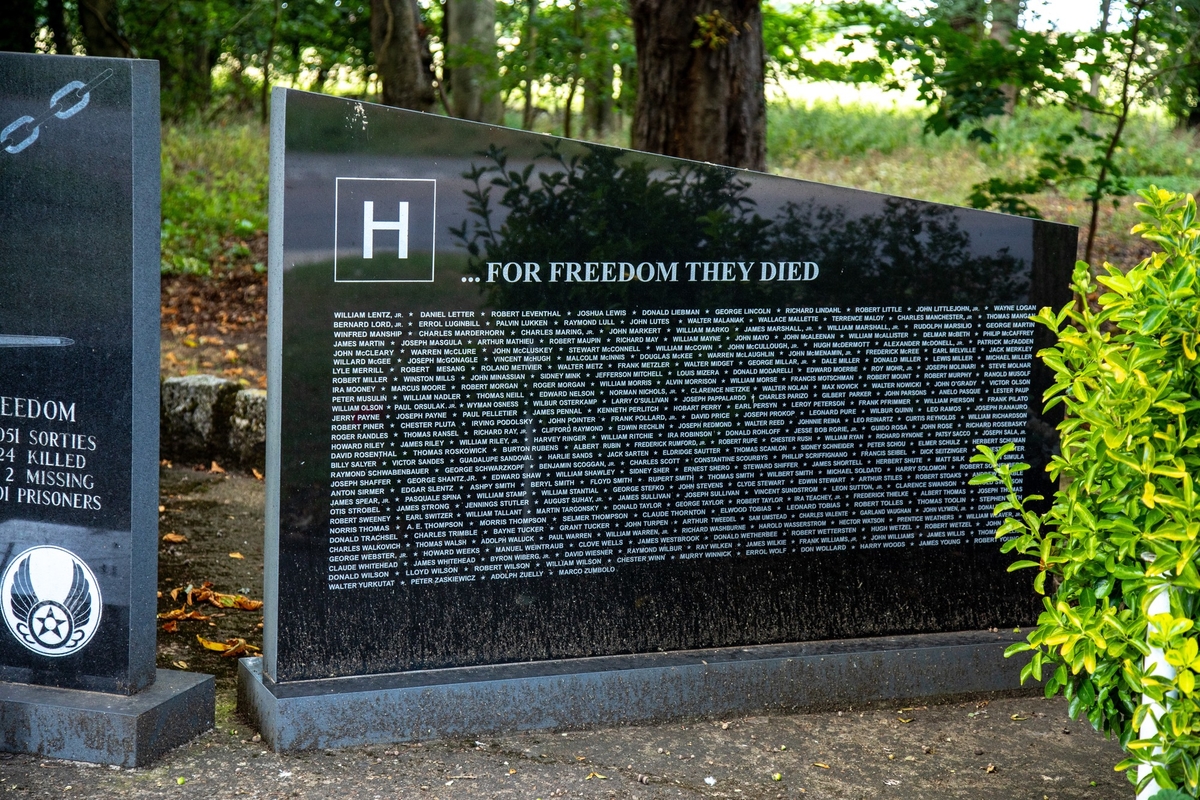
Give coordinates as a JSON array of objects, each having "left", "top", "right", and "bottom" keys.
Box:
[
  {"left": 159, "top": 459, "right": 172, "bottom": 467},
  {"left": 161, "top": 621, "right": 178, "bottom": 633},
  {"left": 158, "top": 608, "right": 212, "bottom": 621},
  {"left": 162, "top": 533, "right": 188, "bottom": 543},
  {"left": 172, "top": 660, "right": 188, "bottom": 669},
  {"left": 182, "top": 582, "right": 264, "bottom": 611},
  {"left": 196, "top": 635, "right": 261, "bottom": 657},
  {"left": 813, "top": 763, "right": 829, "bottom": 769},
  {"left": 196, "top": 635, "right": 231, "bottom": 652},
  {"left": 508, "top": 769, "right": 516, "bottom": 775},
  {"left": 210, "top": 461, "right": 225, "bottom": 474},
  {"left": 1011, "top": 714, "right": 1029, "bottom": 721},
  {"left": 986, "top": 764, "right": 996, "bottom": 773},
  {"left": 170, "top": 587, "right": 180, "bottom": 602},
  {"left": 584, "top": 772, "right": 607, "bottom": 780},
  {"left": 252, "top": 468, "right": 264, "bottom": 481},
  {"left": 158, "top": 505, "right": 165, "bottom": 513},
  {"left": 228, "top": 552, "right": 245, "bottom": 559},
  {"left": 898, "top": 718, "right": 913, "bottom": 724}
]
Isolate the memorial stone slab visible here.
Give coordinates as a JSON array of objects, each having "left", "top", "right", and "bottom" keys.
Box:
[
  {"left": 241, "top": 88, "right": 1076, "bottom": 749},
  {"left": 0, "top": 52, "right": 212, "bottom": 766}
]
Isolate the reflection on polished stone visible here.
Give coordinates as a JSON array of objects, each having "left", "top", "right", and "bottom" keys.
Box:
[{"left": 268, "top": 89, "right": 1077, "bottom": 683}]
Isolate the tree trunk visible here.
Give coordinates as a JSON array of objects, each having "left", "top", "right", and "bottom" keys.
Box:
[
  {"left": 1090, "top": 0, "right": 1112, "bottom": 98},
  {"left": 78, "top": 0, "right": 130, "bottom": 57},
  {"left": 630, "top": 0, "right": 766, "bottom": 170},
  {"left": 583, "top": 61, "right": 614, "bottom": 137},
  {"left": 371, "top": 0, "right": 436, "bottom": 111},
  {"left": 938, "top": 0, "right": 986, "bottom": 36},
  {"left": 563, "top": 76, "right": 578, "bottom": 138},
  {"left": 521, "top": 0, "right": 538, "bottom": 130},
  {"left": 447, "top": 0, "right": 502, "bottom": 122},
  {"left": 440, "top": 0, "right": 452, "bottom": 94},
  {"left": 46, "top": 0, "right": 70, "bottom": 54},
  {"left": 261, "top": 0, "right": 281, "bottom": 125},
  {"left": 989, "top": 0, "right": 1020, "bottom": 114},
  {"left": 0, "top": 0, "right": 37, "bottom": 53}
]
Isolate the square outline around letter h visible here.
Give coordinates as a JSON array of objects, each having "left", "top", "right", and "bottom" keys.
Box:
[{"left": 333, "top": 177, "right": 437, "bottom": 282}]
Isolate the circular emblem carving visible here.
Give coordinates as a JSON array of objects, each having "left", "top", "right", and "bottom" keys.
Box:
[{"left": 1, "top": 546, "right": 102, "bottom": 656}]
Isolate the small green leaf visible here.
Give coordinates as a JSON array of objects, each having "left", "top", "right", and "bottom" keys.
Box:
[{"left": 1141, "top": 306, "right": 1169, "bottom": 334}]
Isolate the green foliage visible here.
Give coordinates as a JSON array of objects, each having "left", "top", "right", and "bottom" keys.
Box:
[
  {"left": 1137, "top": 0, "right": 1200, "bottom": 129},
  {"left": 495, "top": 0, "right": 634, "bottom": 131},
  {"left": 761, "top": 1, "right": 890, "bottom": 86},
  {"left": 843, "top": 3, "right": 1114, "bottom": 218},
  {"left": 1153, "top": 790, "right": 1198, "bottom": 800},
  {"left": 80, "top": 0, "right": 370, "bottom": 119},
  {"left": 160, "top": 120, "right": 268, "bottom": 275},
  {"left": 972, "top": 187, "right": 1200, "bottom": 795}
]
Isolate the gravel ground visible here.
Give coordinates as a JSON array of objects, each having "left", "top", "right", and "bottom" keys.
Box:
[{"left": 0, "top": 468, "right": 1132, "bottom": 799}]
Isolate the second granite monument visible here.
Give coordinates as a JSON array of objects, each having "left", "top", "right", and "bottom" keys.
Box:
[{"left": 241, "top": 88, "right": 1076, "bottom": 749}]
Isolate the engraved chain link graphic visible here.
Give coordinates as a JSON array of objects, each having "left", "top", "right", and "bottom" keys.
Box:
[{"left": 0, "top": 69, "right": 112, "bottom": 155}]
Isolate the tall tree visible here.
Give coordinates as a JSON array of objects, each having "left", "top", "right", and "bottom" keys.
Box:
[
  {"left": 79, "top": 0, "right": 131, "bottom": 57},
  {"left": 371, "top": 0, "right": 436, "bottom": 110},
  {"left": 629, "top": 0, "right": 766, "bottom": 170},
  {"left": 447, "top": 0, "right": 502, "bottom": 122}
]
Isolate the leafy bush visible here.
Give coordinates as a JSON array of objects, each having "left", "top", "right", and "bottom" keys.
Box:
[
  {"left": 160, "top": 120, "right": 269, "bottom": 275},
  {"left": 972, "top": 187, "right": 1200, "bottom": 795}
]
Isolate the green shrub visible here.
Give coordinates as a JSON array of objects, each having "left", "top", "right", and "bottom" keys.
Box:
[
  {"left": 160, "top": 119, "right": 269, "bottom": 275},
  {"left": 973, "top": 187, "right": 1200, "bottom": 795}
]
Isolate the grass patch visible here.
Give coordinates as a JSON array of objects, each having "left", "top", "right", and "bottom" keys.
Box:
[
  {"left": 161, "top": 118, "right": 269, "bottom": 275},
  {"left": 767, "top": 100, "right": 1200, "bottom": 208}
]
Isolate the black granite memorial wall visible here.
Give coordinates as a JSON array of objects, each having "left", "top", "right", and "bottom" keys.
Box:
[
  {"left": 0, "top": 54, "right": 162, "bottom": 694},
  {"left": 0, "top": 54, "right": 211, "bottom": 769},
  {"left": 265, "top": 89, "right": 1076, "bottom": 685}
]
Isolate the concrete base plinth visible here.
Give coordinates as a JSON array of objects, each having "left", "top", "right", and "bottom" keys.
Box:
[
  {"left": 0, "top": 669, "right": 214, "bottom": 767},
  {"left": 239, "top": 631, "right": 1031, "bottom": 752}
]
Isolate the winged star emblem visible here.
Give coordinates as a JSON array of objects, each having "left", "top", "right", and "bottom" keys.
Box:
[{"left": 2, "top": 547, "right": 100, "bottom": 655}]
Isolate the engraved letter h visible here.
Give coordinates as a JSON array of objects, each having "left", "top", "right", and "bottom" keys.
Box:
[{"left": 362, "top": 201, "right": 409, "bottom": 259}]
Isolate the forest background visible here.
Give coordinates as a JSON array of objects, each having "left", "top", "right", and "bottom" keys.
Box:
[{"left": 5, "top": 0, "right": 1200, "bottom": 299}]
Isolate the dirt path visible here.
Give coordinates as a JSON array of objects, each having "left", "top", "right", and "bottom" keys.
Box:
[
  {"left": 0, "top": 693, "right": 1131, "bottom": 799},
  {"left": 0, "top": 468, "right": 1132, "bottom": 798}
]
